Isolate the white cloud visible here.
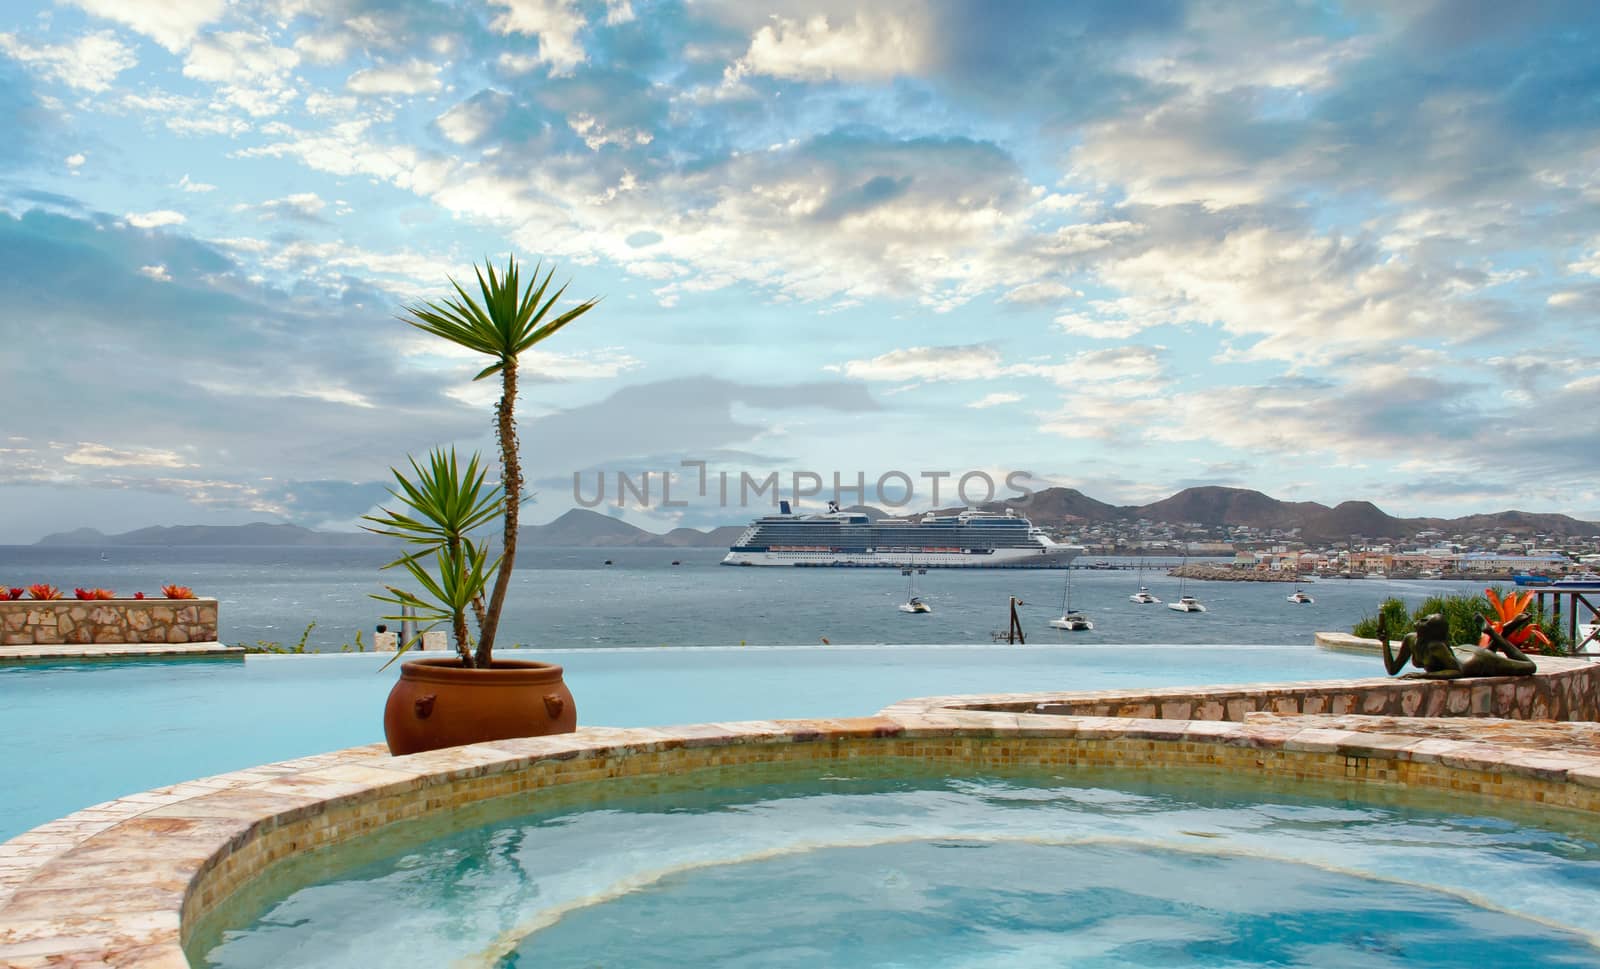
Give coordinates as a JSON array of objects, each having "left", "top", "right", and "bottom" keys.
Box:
[
  {"left": 178, "top": 174, "right": 215, "bottom": 192},
  {"left": 604, "top": 0, "right": 635, "bottom": 26},
  {"left": 182, "top": 31, "right": 299, "bottom": 117},
  {"left": 125, "top": 210, "right": 187, "bottom": 228},
  {"left": 998, "top": 281, "right": 1076, "bottom": 305},
  {"left": 436, "top": 97, "right": 500, "bottom": 145},
  {"left": 830, "top": 344, "right": 1004, "bottom": 382},
  {"left": 346, "top": 60, "right": 444, "bottom": 95},
  {"left": 65, "top": 153, "right": 86, "bottom": 168},
  {"left": 488, "top": 0, "right": 587, "bottom": 75},
  {"left": 64, "top": 0, "right": 226, "bottom": 53},
  {"left": 138, "top": 264, "right": 172, "bottom": 282},
  {"left": 252, "top": 192, "right": 327, "bottom": 220},
  {"left": 0, "top": 30, "right": 136, "bottom": 92},
  {"left": 63, "top": 443, "right": 192, "bottom": 469},
  {"left": 967, "top": 392, "right": 1021, "bottom": 409},
  {"left": 730, "top": 13, "right": 929, "bottom": 83}
]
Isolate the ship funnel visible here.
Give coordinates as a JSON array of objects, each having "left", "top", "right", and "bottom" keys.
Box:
[{"left": 779, "top": 500, "right": 792, "bottom": 515}]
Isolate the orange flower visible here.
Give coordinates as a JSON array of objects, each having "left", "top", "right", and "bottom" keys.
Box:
[
  {"left": 28, "top": 584, "right": 61, "bottom": 600},
  {"left": 161, "top": 584, "right": 196, "bottom": 600},
  {"left": 1482, "top": 587, "right": 1552, "bottom": 652}
]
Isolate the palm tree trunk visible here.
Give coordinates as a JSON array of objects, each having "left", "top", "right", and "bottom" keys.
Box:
[{"left": 477, "top": 358, "right": 519, "bottom": 665}]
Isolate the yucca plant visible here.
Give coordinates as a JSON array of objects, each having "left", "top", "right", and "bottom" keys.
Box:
[
  {"left": 364, "top": 449, "right": 503, "bottom": 665},
  {"left": 372, "top": 257, "right": 597, "bottom": 667}
]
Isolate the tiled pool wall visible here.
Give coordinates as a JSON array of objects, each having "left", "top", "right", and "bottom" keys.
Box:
[
  {"left": 0, "top": 598, "right": 218, "bottom": 646},
  {"left": 960, "top": 656, "right": 1600, "bottom": 722},
  {"left": 2, "top": 662, "right": 1599, "bottom": 968}
]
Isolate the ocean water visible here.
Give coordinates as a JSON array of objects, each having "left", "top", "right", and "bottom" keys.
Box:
[{"left": 0, "top": 546, "right": 1491, "bottom": 650}]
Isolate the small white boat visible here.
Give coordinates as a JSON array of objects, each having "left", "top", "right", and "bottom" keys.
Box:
[
  {"left": 1049, "top": 569, "right": 1093, "bottom": 631},
  {"left": 1168, "top": 595, "right": 1207, "bottom": 613},
  {"left": 1287, "top": 589, "right": 1315, "bottom": 604},
  {"left": 1129, "top": 588, "right": 1161, "bottom": 604},
  {"left": 898, "top": 568, "right": 931, "bottom": 614}
]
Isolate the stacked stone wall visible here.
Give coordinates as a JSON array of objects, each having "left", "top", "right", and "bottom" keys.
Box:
[{"left": 0, "top": 599, "right": 218, "bottom": 646}]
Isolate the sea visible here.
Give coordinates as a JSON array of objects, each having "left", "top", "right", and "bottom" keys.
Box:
[{"left": 0, "top": 546, "right": 1495, "bottom": 650}]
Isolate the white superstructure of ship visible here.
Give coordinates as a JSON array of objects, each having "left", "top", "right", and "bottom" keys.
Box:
[{"left": 722, "top": 501, "right": 1082, "bottom": 568}]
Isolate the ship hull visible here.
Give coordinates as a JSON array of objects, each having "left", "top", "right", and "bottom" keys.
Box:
[{"left": 721, "top": 546, "right": 1081, "bottom": 568}]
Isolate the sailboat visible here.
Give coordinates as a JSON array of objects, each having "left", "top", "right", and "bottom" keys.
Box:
[
  {"left": 898, "top": 568, "right": 932, "bottom": 614},
  {"left": 1048, "top": 567, "right": 1093, "bottom": 631},
  {"left": 1167, "top": 554, "right": 1207, "bottom": 613},
  {"left": 1287, "top": 589, "right": 1315, "bottom": 604},
  {"left": 1129, "top": 558, "right": 1161, "bottom": 604}
]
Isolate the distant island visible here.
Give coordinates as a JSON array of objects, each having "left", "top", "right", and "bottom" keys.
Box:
[
  {"left": 31, "top": 485, "right": 1600, "bottom": 548},
  {"left": 34, "top": 511, "right": 745, "bottom": 549}
]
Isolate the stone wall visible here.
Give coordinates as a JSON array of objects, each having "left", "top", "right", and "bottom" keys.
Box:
[
  {"left": 970, "top": 657, "right": 1600, "bottom": 723},
  {"left": 0, "top": 598, "right": 218, "bottom": 646}
]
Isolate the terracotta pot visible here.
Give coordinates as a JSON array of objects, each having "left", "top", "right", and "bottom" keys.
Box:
[{"left": 384, "top": 657, "right": 577, "bottom": 755}]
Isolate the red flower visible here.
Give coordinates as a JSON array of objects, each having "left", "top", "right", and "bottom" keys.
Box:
[
  {"left": 74, "top": 587, "right": 93, "bottom": 600},
  {"left": 161, "top": 584, "right": 196, "bottom": 600},
  {"left": 133, "top": 592, "right": 145, "bottom": 600},
  {"left": 28, "top": 584, "right": 62, "bottom": 600}
]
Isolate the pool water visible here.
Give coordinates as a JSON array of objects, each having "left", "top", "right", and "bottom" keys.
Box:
[
  {"left": 194, "top": 765, "right": 1600, "bottom": 969},
  {"left": 0, "top": 643, "right": 1375, "bottom": 842}
]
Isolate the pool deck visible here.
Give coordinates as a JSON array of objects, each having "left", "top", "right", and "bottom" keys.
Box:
[
  {"left": 1, "top": 660, "right": 1598, "bottom": 967},
  {"left": 0, "top": 641, "right": 243, "bottom": 664}
]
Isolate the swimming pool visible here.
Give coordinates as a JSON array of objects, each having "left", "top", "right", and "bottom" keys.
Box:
[
  {"left": 0, "top": 644, "right": 1375, "bottom": 842},
  {"left": 191, "top": 762, "right": 1600, "bottom": 968}
]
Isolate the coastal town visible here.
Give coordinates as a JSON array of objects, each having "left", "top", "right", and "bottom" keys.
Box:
[{"left": 1061, "top": 517, "right": 1600, "bottom": 580}]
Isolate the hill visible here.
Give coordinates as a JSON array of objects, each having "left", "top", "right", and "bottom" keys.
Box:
[{"left": 35, "top": 523, "right": 388, "bottom": 547}]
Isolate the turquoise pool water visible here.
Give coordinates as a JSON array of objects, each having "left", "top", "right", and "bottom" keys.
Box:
[
  {"left": 0, "top": 644, "right": 1376, "bottom": 842},
  {"left": 194, "top": 765, "right": 1600, "bottom": 968}
]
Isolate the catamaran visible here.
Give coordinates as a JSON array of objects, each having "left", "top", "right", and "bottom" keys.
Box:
[
  {"left": 898, "top": 567, "right": 932, "bottom": 613},
  {"left": 1048, "top": 567, "right": 1093, "bottom": 631},
  {"left": 1130, "top": 559, "right": 1161, "bottom": 604}
]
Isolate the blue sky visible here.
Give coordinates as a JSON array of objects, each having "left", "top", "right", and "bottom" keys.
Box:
[{"left": 1, "top": 0, "right": 1598, "bottom": 543}]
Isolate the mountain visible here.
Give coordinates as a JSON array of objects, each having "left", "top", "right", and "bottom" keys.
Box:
[
  {"left": 35, "top": 523, "right": 388, "bottom": 547},
  {"left": 936, "top": 486, "right": 1598, "bottom": 542},
  {"left": 31, "top": 489, "right": 1600, "bottom": 549},
  {"left": 1132, "top": 487, "right": 1327, "bottom": 530},
  {"left": 518, "top": 509, "right": 736, "bottom": 547}
]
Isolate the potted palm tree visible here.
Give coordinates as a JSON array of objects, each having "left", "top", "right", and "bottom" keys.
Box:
[{"left": 368, "top": 257, "right": 597, "bottom": 754}]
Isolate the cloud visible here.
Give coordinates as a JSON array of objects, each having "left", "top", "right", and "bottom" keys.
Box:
[
  {"left": 967, "top": 392, "right": 1021, "bottom": 409},
  {"left": 181, "top": 30, "right": 299, "bottom": 116},
  {"left": 0, "top": 30, "right": 137, "bottom": 92},
  {"left": 250, "top": 192, "right": 328, "bottom": 221},
  {"left": 63, "top": 443, "right": 192, "bottom": 468},
  {"left": 346, "top": 60, "right": 443, "bottom": 95},
  {"left": 125, "top": 209, "right": 187, "bottom": 228},
  {"left": 138, "top": 263, "right": 172, "bottom": 281},
  {"left": 64, "top": 0, "right": 227, "bottom": 53},
  {"left": 65, "top": 153, "right": 85, "bottom": 168},
  {"left": 488, "top": 0, "right": 588, "bottom": 75},
  {"left": 178, "top": 174, "right": 215, "bottom": 193},
  {"left": 730, "top": 12, "right": 930, "bottom": 83},
  {"left": 830, "top": 344, "right": 1004, "bottom": 382}
]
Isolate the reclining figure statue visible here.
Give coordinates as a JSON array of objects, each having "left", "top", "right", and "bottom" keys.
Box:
[{"left": 1378, "top": 612, "right": 1537, "bottom": 679}]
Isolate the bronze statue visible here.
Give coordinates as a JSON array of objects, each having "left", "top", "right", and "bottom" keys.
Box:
[{"left": 1378, "top": 612, "right": 1536, "bottom": 679}]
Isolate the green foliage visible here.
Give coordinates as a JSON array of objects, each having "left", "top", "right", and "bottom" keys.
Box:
[
  {"left": 1352, "top": 598, "right": 1410, "bottom": 640},
  {"left": 402, "top": 258, "right": 598, "bottom": 383},
  {"left": 237, "top": 621, "right": 371, "bottom": 654},
  {"left": 1353, "top": 589, "right": 1573, "bottom": 655},
  {"left": 362, "top": 448, "right": 501, "bottom": 667},
  {"left": 385, "top": 256, "right": 599, "bottom": 666}
]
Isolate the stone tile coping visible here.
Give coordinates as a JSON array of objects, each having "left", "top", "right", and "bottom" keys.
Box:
[
  {"left": 1314, "top": 631, "right": 1385, "bottom": 653},
  {"left": 0, "top": 641, "right": 243, "bottom": 665},
  {"left": 4, "top": 672, "right": 1600, "bottom": 967}
]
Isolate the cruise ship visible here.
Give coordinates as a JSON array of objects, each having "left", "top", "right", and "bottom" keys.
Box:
[{"left": 722, "top": 501, "right": 1083, "bottom": 568}]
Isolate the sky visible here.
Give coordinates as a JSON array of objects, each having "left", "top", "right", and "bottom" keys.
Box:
[{"left": 1, "top": 0, "right": 1598, "bottom": 543}]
